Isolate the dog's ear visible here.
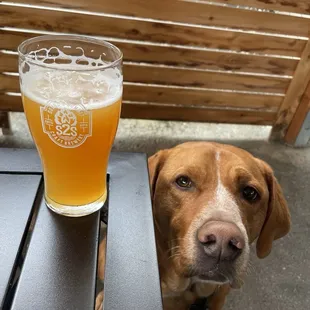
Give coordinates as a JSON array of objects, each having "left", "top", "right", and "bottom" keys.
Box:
[
  {"left": 148, "top": 150, "right": 167, "bottom": 199},
  {"left": 255, "top": 159, "right": 291, "bottom": 259}
]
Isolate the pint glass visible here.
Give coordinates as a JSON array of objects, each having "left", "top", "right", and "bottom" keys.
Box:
[{"left": 18, "top": 35, "right": 123, "bottom": 217}]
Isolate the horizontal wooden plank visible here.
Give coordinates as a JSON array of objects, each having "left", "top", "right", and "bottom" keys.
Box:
[
  {"left": 0, "top": 30, "right": 298, "bottom": 75},
  {"left": 6, "top": 0, "right": 310, "bottom": 36},
  {"left": 0, "top": 94, "right": 23, "bottom": 112},
  {"left": 0, "top": 94, "right": 276, "bottom": 124},
  {"left": 0, "top": 74, "right": 283, "bottom": 110},
  {"left": 121, "top": 103, "right": 277, "bottom": 125},
  {"left": 211, "top": 0, "right": 310, "bottom": 16},
  {"left": 124, "top": 64, "right": 290, "bottom": 93},
  {"left": 0, "top": 74, "right": 20, "bottom": 92},
  {"left": 122, "top": 84, "right": 283, "bottom": 110},
  {"left": 0, "top": 53, "right": 291, "bottom": 93},
  {"left": 0, "top": 3, "right": 306, "bottom": 57},
  {"left": 0, "top": 52, "right": 18, "bottom": 72}
]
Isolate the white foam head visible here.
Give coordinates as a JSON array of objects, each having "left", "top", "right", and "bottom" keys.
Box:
[{"left": 20, "top": 47, "right": 123, "bottom": 110}]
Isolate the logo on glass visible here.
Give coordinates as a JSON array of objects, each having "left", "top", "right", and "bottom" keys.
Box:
[{"left": 40, "top": 106, "right": 92, "bottom": 148}]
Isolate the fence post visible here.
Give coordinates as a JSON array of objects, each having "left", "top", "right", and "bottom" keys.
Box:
[
  {"left": 0, "top": 112, "right": 12, "bottom": 135},
  {"left": 284, "top": 81, "right": 310, "bottom": 147},
  {"left": 269, "top": 39, "right": 310, "bottom": 144}
]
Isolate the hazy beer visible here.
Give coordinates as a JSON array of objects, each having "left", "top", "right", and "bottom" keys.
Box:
[{"left": 18, "top": 36, "right": 123, "bottom": 217}]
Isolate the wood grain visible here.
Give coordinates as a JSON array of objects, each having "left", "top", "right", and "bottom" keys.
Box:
[
  {"left": 121, "top": 103, "right": 277, "bottom": 124},
  {"left": 285, "top": 81, "right": 310, "bottom": 144},
  {"left": 122, "top": 84, "right": 283, "bottom": 110},
  {"left": 6, "top": 0, "right": 310, "bottom": 36},
  {"left": 210, "top": 0, "right": 310, "bottom": 16},
  {"left": 0, "top": 3, "right": 306, "bottom": 57},
  {"left": 0, "top": 30, "right": 298, "bottom": 75},
  {"left": 0, "top": 53, "right": 291, "bottom": 93},
  {"left": 0, "top": 93, "right": 276, "bottom": 124},
  {"left": 0, "top": 73, "right": 283, "bottom": 111},
  {"left": 123, "top": 63, "right": 290, "bottom": 93},
  {"left": 0, "top": 94, "right": 22, "bottom": 112},
  {"left": 0, "top": 52, "right": 18, "bottom": 72},
  {"left": 270, "top": 39, "right": 310, "bottom": 141}
]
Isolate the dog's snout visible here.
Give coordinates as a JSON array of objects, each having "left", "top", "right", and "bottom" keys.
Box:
[{"left": 197, "top": 221, "right": 245, "bottom": 261}]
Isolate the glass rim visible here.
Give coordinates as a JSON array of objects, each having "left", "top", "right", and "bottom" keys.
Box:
[{"left": 18, "top": 34, "right": 123, "bottom": 71}]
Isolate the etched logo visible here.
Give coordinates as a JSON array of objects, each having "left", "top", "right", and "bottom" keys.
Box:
[{"left": 40, "top": 106, "right": 92, "bottom": 148}]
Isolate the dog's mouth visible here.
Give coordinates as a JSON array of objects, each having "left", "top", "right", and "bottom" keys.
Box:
[
  {"left": 185, "top": 263, "right": 240, "bottom": 287},
  {"left": 198, "top": 273, "right": 228, "bottom": 283},
  {"left": 197, "top": 264, "right": 230, "bottom": 283}
]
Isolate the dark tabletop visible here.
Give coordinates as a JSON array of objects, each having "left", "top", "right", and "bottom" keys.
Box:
[{"left": 0, "top": 148, "right": 163, "bottom": 310}]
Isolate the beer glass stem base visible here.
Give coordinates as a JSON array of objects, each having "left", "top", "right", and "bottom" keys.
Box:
[{"left": 45, "top": 192, "right": 107, "bottom": 217}]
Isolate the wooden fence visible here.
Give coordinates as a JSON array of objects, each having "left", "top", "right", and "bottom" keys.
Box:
[{"left": 1, "top": 0, "right": 310, "bottom": 143}]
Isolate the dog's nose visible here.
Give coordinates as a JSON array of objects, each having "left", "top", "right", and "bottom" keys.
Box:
[{"left": 197, "top": 221, "right": 245, "bottom": 261}]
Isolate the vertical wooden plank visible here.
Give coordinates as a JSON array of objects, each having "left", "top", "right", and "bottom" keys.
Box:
[
  {"left": 270, "top": 39, "right": 310, "bottom": 142},
  {"left": 285, "top": 81, "right": 310, "bottom": 146},
  {"left": 0, "top": 112, "right": 12, "bottom": 135},
  {"left": 295, "top": 112, "right": 310, "bottom": 146}
]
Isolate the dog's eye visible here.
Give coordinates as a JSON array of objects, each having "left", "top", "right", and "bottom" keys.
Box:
[
  {"left": 242, "top": 186, "right": 259, "bottom": 202},
  {"left": 175, "top": 176, "right": 192, "bottom": 189}
]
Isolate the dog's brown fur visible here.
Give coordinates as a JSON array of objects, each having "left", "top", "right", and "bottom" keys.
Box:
[{"left": 97, "top": 142, "right": 291, "bottom": 310}]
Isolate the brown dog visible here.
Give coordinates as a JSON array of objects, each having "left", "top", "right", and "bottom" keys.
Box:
[{"left": 97, "top": 142, "right": 291, "bottom": 310}]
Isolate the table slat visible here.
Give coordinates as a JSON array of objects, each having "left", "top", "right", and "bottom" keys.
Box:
[
  {"left": 104, "top": 153, "right": 163, "bottom": 310},
  {"left": 11, "top": 197, "right": 101, "bottom": 310},
  {"left": 0, "top": 174, "right": 41, "bottom": 308},
  {"left": 0, "top": 148, "right": 42, "bottom": 173}
]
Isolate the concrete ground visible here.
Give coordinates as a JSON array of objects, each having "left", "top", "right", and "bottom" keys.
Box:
[{"left": 1, "top": 113, "right": 309, "bottom": 310}]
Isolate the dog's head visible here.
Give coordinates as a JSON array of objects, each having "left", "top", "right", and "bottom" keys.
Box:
[{"left": 149, "top": 142, "right": 290, "bottom": 289}]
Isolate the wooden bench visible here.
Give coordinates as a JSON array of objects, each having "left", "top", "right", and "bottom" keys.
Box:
[{"left": 1, "top": 0, "right": 310, "bottom": 145}]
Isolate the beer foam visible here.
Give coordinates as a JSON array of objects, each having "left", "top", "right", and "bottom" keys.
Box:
[{"left": 20, "top": 47, "right": 122, "bottom": 110}]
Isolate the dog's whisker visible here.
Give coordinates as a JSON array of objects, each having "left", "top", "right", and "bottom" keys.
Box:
[
  {"left": 169, "top": 245, "right": 180, "bottom": 252},
  {"left": 168, "top": 253, "right": 181, "bottom": 260},
  {"left": 169, "top": 237, "right": 187, "bottom": 244},
  {"left": 168, "top": 246, "right": 182, "bottom": 261},
  {"left": 162, "top": 245, "right": 181, "bottom": 259}
]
